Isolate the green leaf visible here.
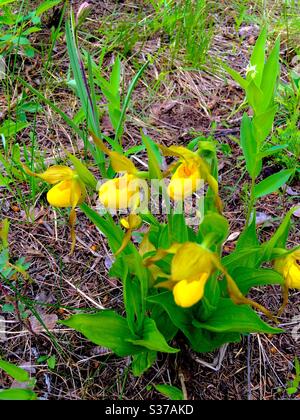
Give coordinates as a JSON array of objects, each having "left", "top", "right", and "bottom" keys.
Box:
[
  {"left": 47, "top": 355, "right": 56, "bottom": 370},
  {"left": 222, "top": 248, "right": 263, "bottom": 277},
  {"left": 35, "top": 0, "right": 62, "bottom": 16},
  {"left": 114, "top": 61, "right": 149, "bottom": 143},
  {"left": 129, "top": 318, "right": 179, "bottom": 353},
  {"left": 232, "top": 268, "right": 284, "bottom": 295},
  {"left": 0, "top": 120, "right": 28, "bottom": 138},
  {"left": 0, "top": 359, "right": 29, "bottom": 383},
  {"left": 65, "top": 22, "right": 98, "bottom": 135},
  {"left": 132, "top": 351, "right": 157, "bottom": 377},
  {"left": 193, "top": 299, "right": 282, "bottom": 334},
  {"left": 258, "top": 144, "right": 288, "bottom": 159},
  {"left": 123, "top": 271, "right": 144, "bottom": 335},
  {"left": 198, "top": 213, "right": 229, "bottom": 245},
  {"left": 261, "top": 37, "right": 280, "bottom": 110},
  {"left": 168, "top": 212, "right": 188, "bottom": 244},
  {"left": 80, "top": 204, "right": 126, "bottom": 253},
  {"left": 141, "top": 132, "right": 163, "bottom": 179},
  {"left": 67, "top": 152, "right": 97, "bottom": 189},
  {"left": 61, "top": 310, "right": 142, "bottom": 357},
  {"left": 154, "top": 384, "right": 184, "bottom": 401},
  {"left": 0, "top": 389, "right": 37, "bottom": 400},
  {"left": 150, "top": 304, "right": 178, "bottom": 341},
  {"left": 249, "top": 27, "right": 267, "bottom": 87},
  {"left": 253, "top": 106, "right": 277, "bottom": 143},
  {"left": 254, "top": 169, "right": 294, "bottom": 199},
  {"left": 246, "top": 80, "right": 264, "bottom": 115},
  {"left": 262, "top": 207, "right": 299, "bottom": 260},
  {"left": 198, "top": 275, "right": 220, "bottom": 320},
  {"left": 235, "top": 211, "right": 260, "bottom": 267},
  {"left": 0, "top": 0, "right": 15, "bottom": 5},
  {"left": 109, "top": 56, "right": 121, "bottom": 98},
  {"left": 240, "top": 113, "right": 258, "bottom": 178},
  {"left": 147, "top": 292, "right": 240, "bottom": 353}
]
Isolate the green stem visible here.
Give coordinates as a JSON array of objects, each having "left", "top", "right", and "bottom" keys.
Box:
[{"left": 246, "top": 176, "right": 256, "bottom": 226}]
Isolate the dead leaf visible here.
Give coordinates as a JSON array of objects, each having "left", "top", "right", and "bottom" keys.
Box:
[
  {"left": 286, "top": 186, "right": 299, "bottom": 196},
  {"left": 256, "top": 212, "right": 273, "bottom": 226},
  {"left": 225, "top": 231, "right": 241, "bottom": 242},
  {"left": 29, "top": 314, "right": 58, "bottom": 334},
  {"left": 293, "top": 207, "right": 300, "bottom": 218}
]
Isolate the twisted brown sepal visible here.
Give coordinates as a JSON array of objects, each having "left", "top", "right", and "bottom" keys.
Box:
[
  {"left": 69, "top": 209, "right": 77, "bottom": 255},
  {"left": 277, "top": 285, "right": 289, "bottom": 317},
  {"left": 115, "top": 230, "right": 132, "bottom": 256},
  {"left": 225, "top": 271, "right": 277, "bottom": 323}
]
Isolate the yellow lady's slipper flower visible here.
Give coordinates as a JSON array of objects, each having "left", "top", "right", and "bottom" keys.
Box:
[
  {"left": 99, "top": 174, "right": 141, "bottom": 210},
  {"left": 146, "top": 241, "right": 275, "bottom": 320},
  {"left": 274, "top": 249, "right": 300, "bottom": 315},
  {"left": 24, "top": 165, "right": 85, "bottom": 253},
  {"left": 168, "top": 159, "right": 201, "bottom": 201},
  {"left": 160, "top": 145, "right": 222, "bottom": 212},
  {"left": 89, "top": 131, "right": 144, "bottom": 211},
  {"left": 152, "top": 242, "right": 216, "bottom": 308},
  {"left": 274, "top": 250, "right": 300, "bottom": 289}
]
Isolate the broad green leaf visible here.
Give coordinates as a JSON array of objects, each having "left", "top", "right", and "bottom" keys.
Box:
[
  {"left": 193, "top": 299, "right": 282, "bottom": 334},
  {"left": 154, "top": 384, "right": 184, "bottom": 401},
  {"left": 0, "top": 0, "right": 15, "bottom": 5},
  {"left": 197, "top": 274, "right": 220, "bottom": 321},
  {"left": 246, "top": 79, "right": 264, "bottom": 115},
  {"left": 35, "top": 0, "right": 62, "bottom": 16},
  {"left": 123, "top": 252, "right": 149, "bottom": 307},
  {"left": 62, "top": 310, "right": 142, "bottom": 357},
  {"left": 236, "top": 211, "right": 260, "bottom": 267},
  {"left": 0, "top": 389, "right": 37, "bottom": 400},
  {"left": 232, "top": 268, "right": 284, "bottom": 295},
  {"left": 147, "top": 292, "right": 241, "bottom": 353},
  {"left": 254, "top": 169, "right": 294, "bottom": 198},
  {"left": 132, "top": 351, "right": 157, "bottom": 377},
  {"left": 198, "top": 213, "right": 229, "bottom": 245},
  {"left": 168, "top": 212, "right": 188, "bottom": 244},
  {"left": 240, "top": 113, "right": 257, "bottom": 178},
  {"left": 129, "top": 318, "right": 179, "bottom": 353},
  {"left": 150, "top": 304, "right": 178, "bottom": 342},
  {"left": 0, "top": 359, "right": 29, "bottom": 383},
  {"left": 253, "top": 106, "right": 277, "bottom": 143},
  {"left": 123, "top": 272, "right": 144, "bottom": 335},
  {"left": 261, "top": 37, "right": 280, "bottom": 110},
  {"left": 222, "top": 247, "right": 262, "bottom": 274},
  {"left": 67, "top": 152, "right": 97, "bottom": 189},
  {"left": 109, "top": 56, "right": 121, "bottom": 98},
  {"left": 249, "top": 27, "right": 267, "bottom": 87}
]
